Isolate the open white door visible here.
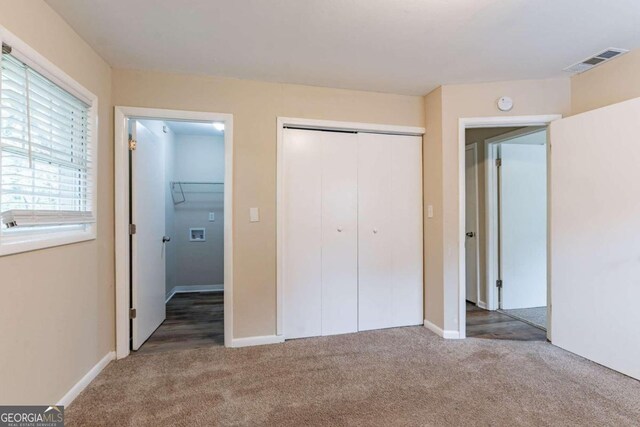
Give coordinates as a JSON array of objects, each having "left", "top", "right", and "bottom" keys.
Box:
[
  {"left": 131, "top": 120, "right": 167, "bottom": 350},
  {"left": 550, "top": 98, "right": 640, "bottom": 380},
  {"left": 499, "top": 136, "right": 547, "bottom": 310},
  {"left": 464, "top": 144, "right": 479, "bottom": 304}
]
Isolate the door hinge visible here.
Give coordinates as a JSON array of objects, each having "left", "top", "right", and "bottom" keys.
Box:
[
  {"left": 129, "top": 224, "right": 137, "bottom": 235},
  {"left": 129, "top": 308, "right": 137, "bottom": 319},
  {"left": 128, "top": 138, "right": 137, "bottom": 151},
  {"left": 495, "top": 158, "right": 502, "bottom": 167},
  {"left": 496, "top": 279, "right": 503, "bottom": 288}
]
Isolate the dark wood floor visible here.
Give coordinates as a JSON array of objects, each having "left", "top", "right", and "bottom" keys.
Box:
[
  {"left": 466, "top": 302, "right": 547, "bottom": 341},
  {"left": 136, "top": 292, "right": 224, "bottom": 354},
  {"left": 137, "top": 296, "right": 542, "bottom": 354}
]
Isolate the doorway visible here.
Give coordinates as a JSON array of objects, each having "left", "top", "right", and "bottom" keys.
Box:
[
  {"left": 130, "top": 118, "right": 226, "bottom": 353},
  {"left": 459, "top": 115, "right": 560, "bottom": 340},
  {"left": 115, "top": 107, "right": 233, "bottom": 359},
  {"left": 487, "top": 127, "right": 548, "bottom": 330}
]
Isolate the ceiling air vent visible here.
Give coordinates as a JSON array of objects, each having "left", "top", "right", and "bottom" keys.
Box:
[{"left": 564, "top": 48, "right": 629, "bottom": 74}]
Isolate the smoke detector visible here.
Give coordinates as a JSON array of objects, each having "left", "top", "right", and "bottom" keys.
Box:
[{"left": 564, "top": 48, "right": 628, "bottom": 74}]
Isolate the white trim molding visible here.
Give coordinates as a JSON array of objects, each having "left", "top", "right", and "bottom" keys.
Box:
[
  {"left": 57, "top": 352, "right": 115, "bottom": 407},
  {"left": 458, "top": 115, "right": 561, "bottom": 341},
  {"left": 276, "top": 117, "right": 425, "bottom": 339},
  {"left": 465, "top": 142, "right": 482, "bottom": 307},
  {"left": 423, "top": 319, "right": 461, "bottom": 339},
  {"left": 230, "top": 335, "right": 285, "bottom": 348},
  {"left": 484, "top": 141, "right": 500, "bottom": 311},
  {"left": 442, "top": 330, "right": 461, "bottom": 339},
  {"left": 277, "top": 117, "right": 425, "bottom": 136},
  {"left": 115, "top": 106, "right": 234, "bottom": 358},
  {"left": 165, "top": 284, "right": 224, "bottom": 303}
]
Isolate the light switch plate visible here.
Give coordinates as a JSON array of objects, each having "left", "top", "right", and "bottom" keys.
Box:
[
  {"left": 208, "top": 212, "right": 215, "bottom": 222},
  {"left": 250, "top": 207, "right": 260, "bottom": 222},
  {"left": 427, "top": 205, "right": 434, "bottom": 218}
]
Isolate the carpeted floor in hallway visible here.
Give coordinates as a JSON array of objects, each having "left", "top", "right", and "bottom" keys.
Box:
[{"left": 66, "top": 327, "right": 640, "bottom": 426}]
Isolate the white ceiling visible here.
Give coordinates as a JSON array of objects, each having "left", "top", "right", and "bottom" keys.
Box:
[
  {"left": 46, "top": 0, "right": 640, "bottom": 95},
  {"left": 165, "top": 120, "right": 224, "bottom": 137}
]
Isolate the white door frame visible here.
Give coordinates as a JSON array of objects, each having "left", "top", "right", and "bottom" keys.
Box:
[
  {"left": 276, "top": 117, "right": 425, "bottom": 337},
  {"left": 484, "top": 126, "right": 547, "bottom": 312},
  {"left": 458, "top": 115, "right": 561, "bottom": 340},
  {"left": 115, "top": 106, "right": 234, "bottom": 358},
  {"left": 464, "top": 143, "right": 482, "bottom": 307}
]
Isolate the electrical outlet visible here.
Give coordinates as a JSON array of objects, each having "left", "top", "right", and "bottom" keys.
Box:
[{"left": 250, "top": 207, "right": 260, "bottom": 222}]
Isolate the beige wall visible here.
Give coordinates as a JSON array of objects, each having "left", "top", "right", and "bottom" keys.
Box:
[
  {"left": 0, "top": 1, "right": 113, "bottom": 404},
  {"left": 112, "top": 69, "right": 425, "bottom": 339},
  {"left": 572, "top": 49, "right": 640, "bottom": 115},
  {"left": 424, "top": 78, "right": 571, "bottom": 331},
  {"left": 423, "top": 88, "right": 444, "bottom": 328},
  {"left": 464, "top": 127, "right": 523, "bottom": 305}
]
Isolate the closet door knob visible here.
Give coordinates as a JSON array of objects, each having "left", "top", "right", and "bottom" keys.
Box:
[{"left": 337, "top": 227, "right": 343, "bottom": 232}]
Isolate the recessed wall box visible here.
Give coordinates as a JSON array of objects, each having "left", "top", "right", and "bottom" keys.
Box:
[{"left": 189, "top": 228, "right": 206, "bottom": 242}]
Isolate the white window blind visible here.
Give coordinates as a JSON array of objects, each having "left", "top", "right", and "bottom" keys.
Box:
[{"left": 0, "top": 50, "right": 94, "bottom": 229}]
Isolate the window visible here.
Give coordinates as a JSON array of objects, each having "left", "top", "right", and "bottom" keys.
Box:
[{"left": 0, "top": 31, "right": 97, "bottom": 256}]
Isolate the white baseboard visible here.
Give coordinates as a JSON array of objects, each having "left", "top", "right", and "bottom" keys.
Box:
[
  {"left": 230, "top": 335, "right": 284, "bottom": 348},
  {"left": 423, "top": 319, "right": 461, "bottom": 340},
  {"left": 58, "top": 351, "right": 115, "bottom": 407},
  {"left": 477, "top": 301, "right": 487, "bottom": 309},
  {"left": 166, "top": 284, "right": 223, "bottom": 302},
  {"left": 442, "top": 330, "right": 461, "bottom": 339},
  {"left": 423, "top": 319, "right": 445, "bottom": 336}
]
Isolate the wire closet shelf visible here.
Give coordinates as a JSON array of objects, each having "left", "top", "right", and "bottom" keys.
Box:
[{"left": 170, "top": 181, "right": 224, "bottom": 205}]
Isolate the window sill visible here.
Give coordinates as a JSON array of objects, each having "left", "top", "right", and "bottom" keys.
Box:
[{"left": 0, "top": 228, "right": 96, "bottom": 257}]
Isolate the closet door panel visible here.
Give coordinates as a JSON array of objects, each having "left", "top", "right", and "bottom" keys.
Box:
[
  {"left": 321, "top": 132, "right": 359, "bottom": 335},
  {"left": 390, "top": 136, "right": 424, "bottom": 327},
  {"left": 282, "top": 129, "right": 322, "bottom": 339},
  {"left": 358, "top": 133, "right": 394, "bottom": 331}
]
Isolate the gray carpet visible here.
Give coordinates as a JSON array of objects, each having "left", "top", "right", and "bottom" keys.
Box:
[
  {"left": 66, "top": 327, "right": 640, "bottom": 426},
  {"left": 503, "top": 307, "right": 547, "bottom": 329}
]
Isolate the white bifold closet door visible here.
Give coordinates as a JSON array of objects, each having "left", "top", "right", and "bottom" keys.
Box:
[
  {"left": 282, "top": 129, "right": 358, "bottom": 339},
  {"left": 320, "top": 132, "right": 359, "bottom": 335},
  {"left": 358, "top": 133, "right": 423, "bottom": 330}
]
